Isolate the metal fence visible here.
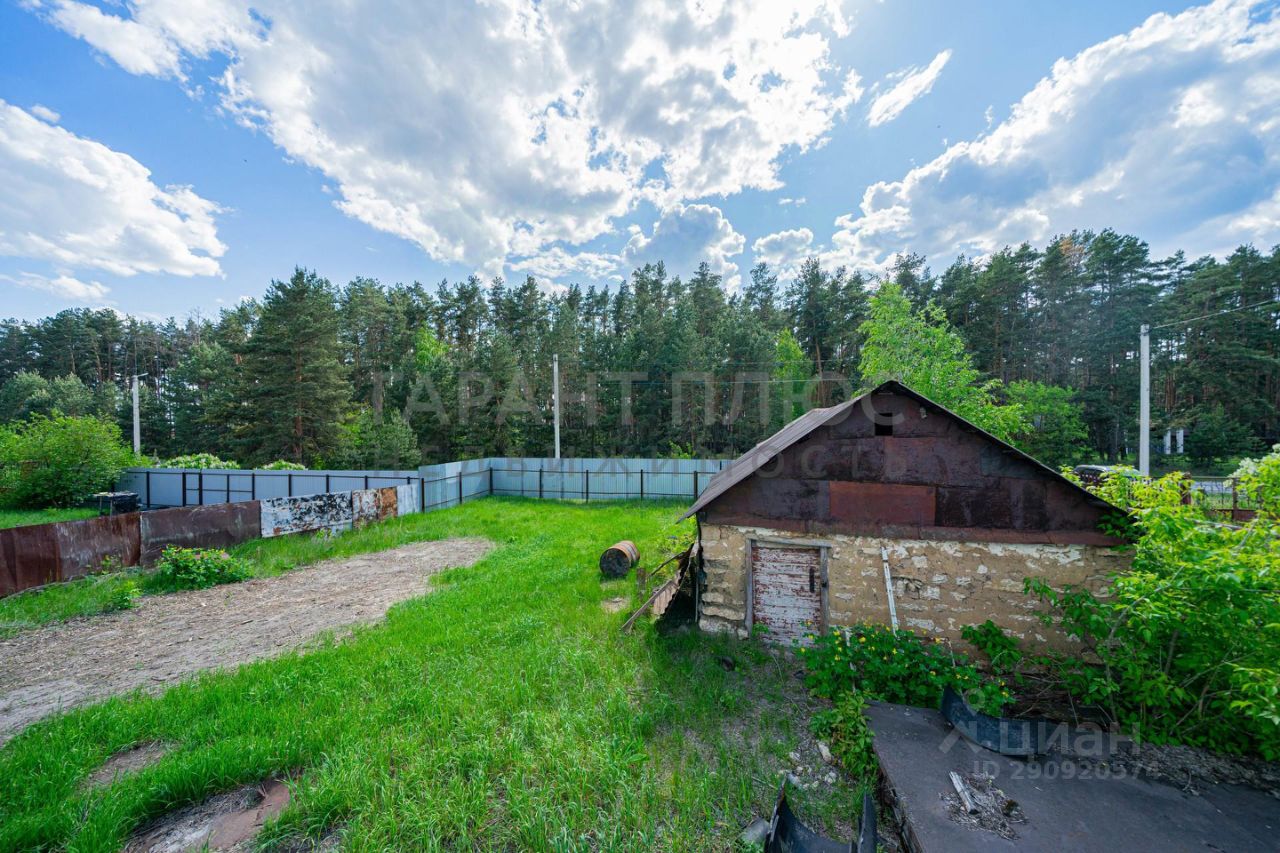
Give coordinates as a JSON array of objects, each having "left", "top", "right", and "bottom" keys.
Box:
[{"left": 121, "top": 457, "right": 729, "bottom": 512}]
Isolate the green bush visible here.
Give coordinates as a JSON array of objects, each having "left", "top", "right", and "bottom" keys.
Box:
[
  {"left": 810, "top": 691, "right": 877, "bottom": 779},
  {"left": 0, "top": 416, "right": 137, "bottom": 508},
  {"left": 147, "top": 547, "right": 250, "bottom": 592},
  {"left": 260, "top": 459, "right": 306, "bottom": 470},
  {"left": 159, "top": 453, "right": 240, "bottom": 469},
  {"left": 802, "top": 624, "right": 1009, "bottom": 715},
  {"left": 1011, "top": 464, "right": 1280, "bottom": 758}
]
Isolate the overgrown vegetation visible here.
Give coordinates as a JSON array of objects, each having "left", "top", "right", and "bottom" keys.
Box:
[
  {"left": 0, "top": 500, "right": 860, "bottom": 849},
  {"left": 146, "top": 547, "right": 251, "bottom": 592},
  {"left": 968, "top": 450, "right": 1280, "bottom": 759},
  {"left": 0, "top": 416, "right": 136, "bottom": 508},
  {"left": 158, "top": 453, "right": 240, "bottom": 469},
  {"left": 803, "top": 624, "right": 1010, "bottom": 716}
]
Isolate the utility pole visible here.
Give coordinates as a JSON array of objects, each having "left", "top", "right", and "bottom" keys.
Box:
[
  {"left": 552, "top": 354, "right": 561, "bottom": 459},
  {"left": 1139, "top": 324, "right": 1150, "bottom": 476},
  {"left": 131, "top": 373, "right": 142, "bottom": 455}
]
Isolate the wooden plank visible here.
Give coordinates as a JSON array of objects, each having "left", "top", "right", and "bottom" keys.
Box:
[{"left": 751, "top": 543, "right": 821, "bottom": 644}]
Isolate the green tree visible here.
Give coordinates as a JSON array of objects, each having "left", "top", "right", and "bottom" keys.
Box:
[
  {"left": 328, "top": 408, "right": 420, "bottom": 469},
  {"left": 858, "top": 283, "right": 1026, "bottom": 439},
  {"left": 238, "top": 269, "right": 349, "bottom": 465},
  {"left": 0, "top": 416, "right": 137, "bottom": 508},
  {"left": 1005, "top": 381, "right": 1090, "bottom": 467}
]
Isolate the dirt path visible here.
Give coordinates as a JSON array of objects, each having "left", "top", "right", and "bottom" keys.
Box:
[{"left": 0, "top": 538, "right": 493, "bottom": 743}]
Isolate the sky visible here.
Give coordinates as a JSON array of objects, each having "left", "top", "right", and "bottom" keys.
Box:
[{"left": 1, "top": 0, "right": 1279, "bottom": 321}]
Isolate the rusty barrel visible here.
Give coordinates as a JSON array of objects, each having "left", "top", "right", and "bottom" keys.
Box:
[{"left": 599, "top": 540, "right": 638, "bottom": 578}]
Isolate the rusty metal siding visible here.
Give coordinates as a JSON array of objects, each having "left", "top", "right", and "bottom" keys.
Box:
[
  {"left": 352, "top": 486, "right": 399, "bottom": 529},
  {"left": 697, "top": 385, "right": 1123, "bottom": 546},
  {"left": 830, "top": 481, "right": 937, "bottom": 527},
  {"left": 260, "top": 492, "right": 354, "bottom": 538},
  {"left": 751, "top": 543, "right": 822, "bottom": 644},
  {"left": 0, "top": 523, "right": 60, "bottom": 596},
  {"left": 139, "top": 502, "right": 262, "bottom": 564},
  {"left": 54, "top": 514, "right": 141, "bottom": 582}
]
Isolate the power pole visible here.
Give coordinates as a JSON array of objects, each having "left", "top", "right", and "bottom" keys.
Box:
[
  {"left": 1139, "top": 324, "right": 1150, "bottom": 476},
  {"left": 552, "top": 353, "right": 561, "bottom": 460},
  {"left": 131, "top": 374, "right": 142, "bottom": 455}
]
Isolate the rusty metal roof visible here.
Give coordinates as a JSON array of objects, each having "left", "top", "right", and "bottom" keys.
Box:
[{"left": 682, "top": 380, "right": 1115, "bottom": 520}]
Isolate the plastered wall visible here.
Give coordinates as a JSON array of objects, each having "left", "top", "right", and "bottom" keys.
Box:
[{"left": 699, "top": 522, "right": 1129, "bottom": 651}]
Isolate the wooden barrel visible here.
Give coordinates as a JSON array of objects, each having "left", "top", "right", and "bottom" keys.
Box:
[{"left": 599, "top": 540, "right": 638, "bottom": 578}]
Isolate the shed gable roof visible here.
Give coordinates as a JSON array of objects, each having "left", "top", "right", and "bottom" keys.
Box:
[{"left": 682, "top": 380, "right": 1113, "bottom": 520}]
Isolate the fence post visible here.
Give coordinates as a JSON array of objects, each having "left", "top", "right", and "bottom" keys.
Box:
[
  {"left": 326, "top": 474, "right": 331, "bottom": 493},
  {"left": 288, "top": 472, "right": 293, "bottom": 498},
  {"left": 420, "top": 476, "right": 426, "bottom": 511},
  {"left": 147, "top": 470, "right": 153, "bottom": 508},
  {"left": 640, "top": 469, "right": 645, "bottom": 500},
  {"left": 251, "top": 471, "right": 256, "bottom": 501},
  {"left": 585, "top": 469, "right": 590, "bottom": 502},
  {"left": 539, "top": 468, "right": 544, "bottom": 499},
  {"left": 694, "top": 470, "right": 699, "bottom": 497},
  {"left": 198, "top": 471, "right": 204, "bottom": 505},
  {"left": 458, "top": 473, "right": 463, "bottom": 506},
  {"left": 489, "top": 467, "right": 494, "bottom": 496},
  {"left": 226, "top": 475, "right": 231, "bottom": 504},
  {"left": 365, "top": 474, "right": 370, "bottom": 490}
]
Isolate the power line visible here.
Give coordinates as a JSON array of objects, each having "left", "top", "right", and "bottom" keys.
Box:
[{"left": 1151, "top": 297, "right": 1280, "bottom": 331}]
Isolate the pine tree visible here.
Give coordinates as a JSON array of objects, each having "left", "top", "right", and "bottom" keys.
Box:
[{"left": 238, "top": 269, "right": 349, "bottom": 465}]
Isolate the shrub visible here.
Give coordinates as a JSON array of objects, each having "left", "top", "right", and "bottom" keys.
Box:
[
  {"left": 104, "top": 579, "right": 142, "bottom": 612},
  {"left": 810, "top": 691, "right": 877, "bottom": 779},
  {"left": 0, "top": 416, "right": 137, "bottom": 508},
  {"left": 159, "top": 453, "right": 240, "bottom": 469},
  {"left": 148, "top": 547, "right": 250, "bottom": 592},
  {"left": 1013, "top": 465, "right": 1280, "bottom": 758},
  {"left": 260, "top": 459, "right": 306, "bottom": 470},
  {"left": 802, "top": 624, "right": 1009, "bottom": 715}
]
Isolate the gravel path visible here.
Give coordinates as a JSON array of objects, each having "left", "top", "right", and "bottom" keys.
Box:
[{"left": 0, "top": 538, "right": 493, "bottom": 743}]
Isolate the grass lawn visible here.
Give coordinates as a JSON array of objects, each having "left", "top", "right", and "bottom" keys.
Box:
[
  {"left": 0, "top": 507, "right": 97, "bottom": 530},
  {"left": 0, "top": 498, "right": 864, "bottom": 850}
]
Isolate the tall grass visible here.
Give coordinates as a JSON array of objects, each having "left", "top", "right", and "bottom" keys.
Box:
[{"left": 0, "top": 498, "right": 861, "bottom": 850}]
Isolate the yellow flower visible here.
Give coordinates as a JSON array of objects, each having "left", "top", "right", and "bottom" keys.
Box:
[{"left": 858, "top": 637, "right": 866, "bottom": 643}]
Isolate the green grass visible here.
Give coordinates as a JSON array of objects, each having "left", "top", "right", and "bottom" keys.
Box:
[
  {"left": 0, "top": 498, "right": 865, "bottom": 850},
  {"left": 0, "top": 507, "right": 97, "bottom": 530}
]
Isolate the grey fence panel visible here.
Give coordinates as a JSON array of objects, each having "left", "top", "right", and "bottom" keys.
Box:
[{"left": 123, "top": 458, "right": 728, "bottom": 511}]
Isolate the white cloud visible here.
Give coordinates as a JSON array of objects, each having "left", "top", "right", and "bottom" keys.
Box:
[
  {"left": 1, "top": 271, "right": 110, "bottom": 302},
  {"left": 867, "top": 49, "right": 951, "bottom": 127},
  {"left": 29, "top": 104, "right": 60, "bottom": 123},
  {"left": 509, "top": 247, "right": 621, "bottom": 282},
  {"left": 752, "top": 227, "right": 814, "bottom": 279},
  {"left": 624, "top": 203, "right": 746, "bottom": 287},
  {"left": 830, "top": 0, "right": 1280, "bottom": 268},
  {"left": 31, "top": 0, "right": 860, "bottom": 272},
  {"left": 778, "top": 196, "right": 807, "bottom": 206},
  {"left": 0, "top": 100, "right": 225, "bottom": 277}
]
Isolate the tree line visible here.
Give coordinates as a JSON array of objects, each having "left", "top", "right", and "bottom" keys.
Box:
[{"left": 0, "top": 228, "right": 1276, "bottom": 471}]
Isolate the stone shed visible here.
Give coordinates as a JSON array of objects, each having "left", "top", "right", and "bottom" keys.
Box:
[{"left": 682, "top": 381, "right": 1129, "bottom": 650}]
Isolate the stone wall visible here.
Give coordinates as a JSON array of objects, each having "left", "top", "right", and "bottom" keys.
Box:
[{"left": 699, "top": 522, "right": 1129, "bottom": 651}]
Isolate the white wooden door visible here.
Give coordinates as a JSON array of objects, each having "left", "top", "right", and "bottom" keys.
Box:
[{"left": 751, "top": 543, "right": 822, "bottom": 644}]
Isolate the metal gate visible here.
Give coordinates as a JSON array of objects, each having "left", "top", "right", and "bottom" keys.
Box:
[{"left": 750, "top": 543, "right": 823, "bottom": 644}]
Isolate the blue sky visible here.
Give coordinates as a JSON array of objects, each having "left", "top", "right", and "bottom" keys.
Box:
[{"left": 1, "top": 0, "right": 1277, "bottom": 321}]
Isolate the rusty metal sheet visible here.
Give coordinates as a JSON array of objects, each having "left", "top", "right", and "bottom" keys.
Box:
[
  {"left": 260, "top": 492, "right": 353, "bottom": 538},
  {"left": 352, "top": 486, "right": 399, "bottom": 529},
  {"left": 746, "top": 478, "right": 829, "bottom": 521},
  {"left": 0, "top": 522, "right": 61, "bottom": 597},
  {"left": 139, "top": 502, "right": 262, "bottom": 564},
  {"left": 829, "top": 481, "right": 936, "bottom": 527},
  {"left": 54, "top": 513, "right": 141, "bottom": 582}
]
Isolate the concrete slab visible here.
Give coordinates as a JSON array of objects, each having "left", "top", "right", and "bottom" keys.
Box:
[{"left": 867, "top": 701, "right": 1280, "bottom": 853}]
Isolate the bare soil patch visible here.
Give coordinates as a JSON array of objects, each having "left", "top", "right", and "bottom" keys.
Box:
[
  {"left": 125, "top": 775, "right": 293, "bottom": 853},
  {"left": 84, "top": 741, "right": 172, "bottom": 788},
  {"left": 0, "top": 538, "right": 492, "bottom": 743}
]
